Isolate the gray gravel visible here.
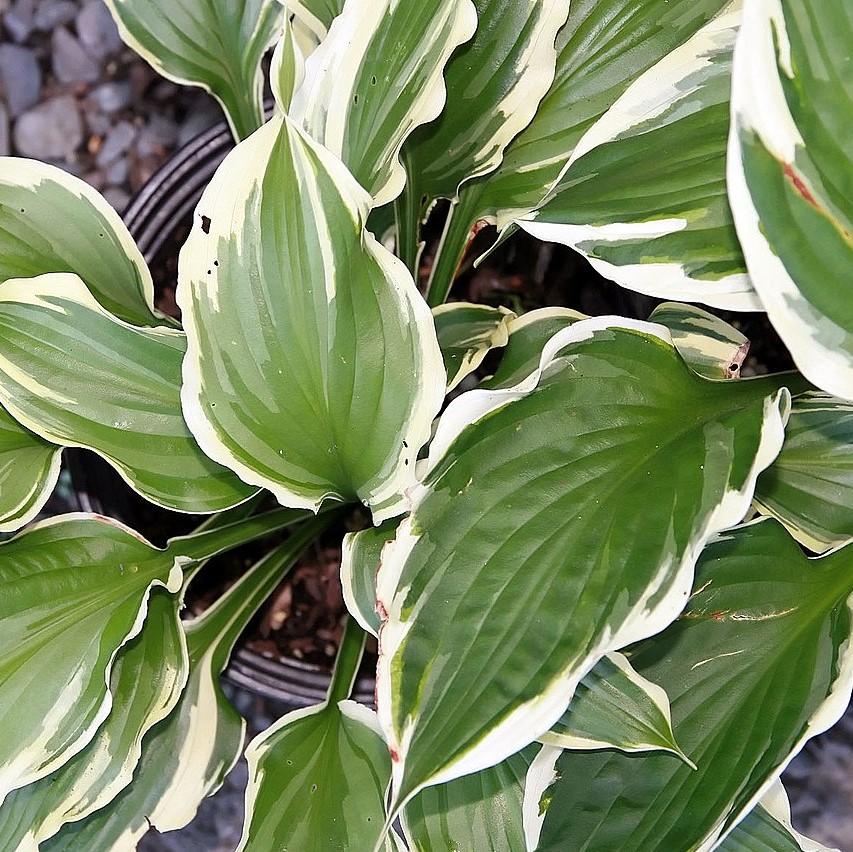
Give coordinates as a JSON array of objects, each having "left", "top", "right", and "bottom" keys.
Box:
[
  {"left": 1, "top": 0, "right": 220, "bottom": 210},
  {"left": 1, "top": 1, "right": 852, "bottom": 849}
]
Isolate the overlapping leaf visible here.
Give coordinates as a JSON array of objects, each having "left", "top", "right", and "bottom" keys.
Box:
[
  {"left": 535, "top": 520, "right": 853, "bottom": 852},
  {"left": 482, "top": 307, "right": 585, "bottom": 390},
  {"left": 178, "top": 114, "right": 444, "bottom": 519},
  {"left": 377, "top": 317, "right": 792, "bottom": 807},
  {"left": 281, "top": 0, "right": 343, "bottom": 41},
  {"left": 341, "top": 519, "right": 400, "bottom": 637},
  {"left": 521, "top": 7, "right": 756, "bottom": 310},
  {"left": 0, "top": 515, "right": 186, "bottom": 806},
  {"left": 433, "top": 303, "right": 515, "bottom": 391},
  {"left": 0, "top": 158, "right": 159, "bottom": 326},
  {"left": 271, "top": 17, "right": 304, "bottom": 112},
  {"left": 728, "top": 0, "right": 853, "bottom": 399},
  {"left": 755, "top": 393, "right": 853, "bottom": 553},
  {"left": 402, "top": 744, "right": 539, "bottom": 852},
  {"left": 238, "top": 620, "right": 390, "bottom": 851},
  {"left": 104, "top": 0, "right": 283, "bottom": 140},
  {"left": 45, "top": 516, "right": 324, "bottom": 850},
  {"left": 650, "top": 302, "right": 749, "bottom": 380},
  {"left": 290, "top": 0, "right": 477, "bottom": 205},
  {"left": 721, "top": 782, "right": 837, "bottom": 852},
  {"left": 0, "top": 273, "right": 254, "bottom": 513},
  {"left": 0, "top": 404, "right": 60, "bottom": 533},
  {"left": 0, "top": 588, "right": 187, "bottom": 849},
  {"left": 395, "top": 0, "right": 570, "bottom": 267},
  {"left": 542, "top": 652, "right": 689, "bottom": 763},
  {"left": 422, "top": 0, "right": 733, "bottom": 302}
]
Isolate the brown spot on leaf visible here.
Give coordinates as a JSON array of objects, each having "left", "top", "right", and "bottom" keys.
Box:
[{"left": 783, "top": 163, "right": 818, "bottom": 207}]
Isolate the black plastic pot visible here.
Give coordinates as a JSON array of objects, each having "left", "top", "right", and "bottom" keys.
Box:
[{"left": 71, "top": 118, "right": 375, "bottom": 708}]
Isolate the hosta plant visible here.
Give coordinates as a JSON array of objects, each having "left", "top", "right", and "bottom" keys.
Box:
[{"left": 0, "top": 0, "right": 850, "bottom": 849}]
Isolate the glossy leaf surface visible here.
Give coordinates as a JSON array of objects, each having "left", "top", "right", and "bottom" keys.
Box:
[
  {"left": 0, "top": 273, "right": 254, "bottom": 513},
  {"left": 536, "top": 521, "right": 853, "bottom": 851},
  {"left": 0, "top": 158, "right": 158, "bottom": 326},
  {"left": 104, "top": 0, "right": 284, "bottom": 140},
  {"left": 179, "top": 114, "right": 444, "bottom": 518},
  {"left": 378, "top": 317, "right": 791, "bottom": 806},
  {"left": 728, "top": 0, "right": 853, "bottom": 399},
  {"left": 756, "top": 393, "right": 853, "bottom": 553}
]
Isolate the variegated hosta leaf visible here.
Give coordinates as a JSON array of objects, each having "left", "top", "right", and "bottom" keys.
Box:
[
  {"left": 0, "top": 588, "right": 187, "bottom": 849},
  {"left": 289, "top": 0, "right": 477, "bottom": 205},
  {"left": 0, "top": 157, "right": 159, "bottom": 327},
  {"left": 720, "top": 782, "right": 839, "bottom": 852},
  {"left": 399, "top": 0, "right": 571, "bottom": 207},
  {"left": 104, "top": 0, "right": 284, "bottom": 141},
  {"left": 482, "top": 307, "right": 586, "bottom": 390},
  {"left": 238, "top": 619, "right": 390, "bottom": 852},
  {"left": 346, "top": 524, "right": 688, "bottom": 763},
  {"left": 424, "top": 0, "right": 734, "bottom": 304},
  {"left": 520, "top": 7, "right": 757, "bottom": 311},
  {"left": 402, "top": 744, "right": 540, "bottom": 852},
  {"left": 755, "top": 393, "right": 853, "bottom": 553},
  {"left": 377, "top": 317, "right": 792, "bottom": 807},
  {"left": 178, "top": 114, "right": 444, "bottom": 520},
  {"left": 650, "top": 302, "right": 750, "bottom": 380},
  {"left": 44, "top": 517, "right": 326, "bottom": 851},
  {"left": 0, "top": 515, "right": 187, "bottom": 807},
  {"left": 541, "top": 652, "right": 690, "bottom": 764},
  {"left": 728, "top": 0, "right": 853, "bottom": 400},
  {"left": 271, "top": 17, "right": 304, "bottom": 112},
  {"left": 535, "top": 520, "right": 853, "bottom": 852},
  {"left": 280, "top": 0, "right": 343, "bottom": 42},
  {"left": 341, "top": 518, "right": 400, "bottom": 637},
  {"left": 0, "top": 273, "right": 255, "bottom": 513},
  {"left": 433, "top": 303, "right": 516, "bottom": 391},
  {"left": 0, "top": 405, "right": 61, "bottom": 533}
]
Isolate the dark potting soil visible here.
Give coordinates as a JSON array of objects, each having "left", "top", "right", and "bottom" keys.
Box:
[{"left": 110, "top": 201, "right": 795, "bottom": 673}]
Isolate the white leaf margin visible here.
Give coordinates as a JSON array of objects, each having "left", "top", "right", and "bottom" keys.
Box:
[
  {"left": 271, "top": 17, "right": 305, "bottom": 112},
  {"left": 519, "top": 3, "right": 760, "bottom": 312},
  {"left": 697, "top": 521, "right": 853, "bottom": 851},
  {"left": 0, "top": 157, "right": 157, "bottom": 320},
  {"left": 0, "top": 430, "right": 62, "bottom": 534},
  {"left": 290, "top": 0, "right": 478, "bottom": 206},
  {"left": 375, "top": 315, "right": 791, "bottom": 807},
  {"left": 726, "top": 0, "right": 853, "bottom": 399},
  {"left": 104, "top": 0, "right": 283, "bottom": 142},
  {"left": 0, "top": 273, "right": 254, "bottom": 516},
  {"left": 0, "top": 513, "right": 187, "bottom": 806},
  {"left": 538, "top": 651, "right": 695, "bottom": 767},
  {"left": 178, "top": 115, "right": 445, "bottom": 520}
]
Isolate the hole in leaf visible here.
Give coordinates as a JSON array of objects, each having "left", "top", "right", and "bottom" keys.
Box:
[{"left": 201, "top": 215, "right": 211, "bottom": 234}]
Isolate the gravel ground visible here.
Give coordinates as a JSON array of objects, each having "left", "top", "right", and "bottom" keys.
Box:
[{"left": 1, "top": 2, "right": 851, "bottom": 849}]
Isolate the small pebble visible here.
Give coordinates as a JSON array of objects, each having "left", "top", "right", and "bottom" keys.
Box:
[
  {"left": 177, "top": 101, "right": 222, "bottom": 146},
  {"left": 0, "top": 44, "right": 41, "bottom": 117},
  {"left": 88, "top": 80, "right": 132, "bottom": 113},
  {"left": 76, "top": 0, "right": 123, "bottom": 59},
  {"left": 13, "top": 94, "right": 82, "bottom": 160},
  {"left": 96, "top": 118, "right": 135, "bottom": 166},
  {"left": 102, "top": 186, "right": 129, "bottom": 213},
  {"left": 104, "top": 156, "right": 127, "bottom": 185},
  {"left": 136, "top": 114, "right": 177, "bottom": 156},
  {"left": 3, "top": 0, "right": 35, "bottom": 43},
  {"left": 52, "top": 26, "right": 101, "bottom": 85},
  {"left": 33, "top": 0, "right": 77, "bottom": 31},
  {"left": 0, "top": 102, "right": 9, "bottom": 156}
]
